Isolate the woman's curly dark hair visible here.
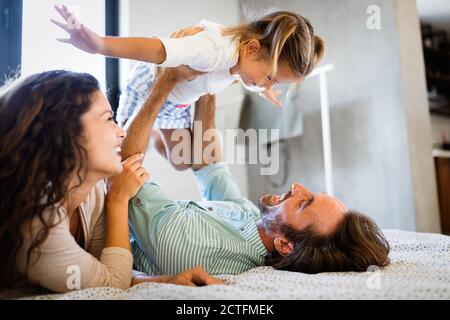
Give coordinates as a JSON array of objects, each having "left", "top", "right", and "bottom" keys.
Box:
[{"left": 0, "top": 70, "right": 100, "bottom": 289}]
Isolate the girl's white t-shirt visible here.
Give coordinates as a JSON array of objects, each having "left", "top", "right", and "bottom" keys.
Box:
[{"left": 157, "top": 19, "right": 264, "bottom": 105}]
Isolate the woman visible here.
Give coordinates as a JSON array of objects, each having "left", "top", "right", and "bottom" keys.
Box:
[{"left": 0, "top": 68, "right": 220, "bottom": 297}]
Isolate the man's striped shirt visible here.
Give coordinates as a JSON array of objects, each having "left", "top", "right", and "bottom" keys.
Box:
[{"left": 128, "top": 163, "right": 268, "bottom": 275}]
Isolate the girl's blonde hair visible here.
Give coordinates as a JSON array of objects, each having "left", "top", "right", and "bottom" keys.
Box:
[{"left": 224, "top": 11, "right": 325, "bottom": 79}]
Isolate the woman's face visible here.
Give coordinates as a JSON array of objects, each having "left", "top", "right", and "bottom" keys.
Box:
[{"left": 81, "top": 91, "right": 126, "bottom": 179}]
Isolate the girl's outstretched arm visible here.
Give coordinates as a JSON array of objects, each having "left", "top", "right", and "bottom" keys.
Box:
[
  {"left": 52, "top": 4, "right": 166, "bottom": 64},
  {"left": 101, "top": 37, "right": 166, "bottom": 64}
]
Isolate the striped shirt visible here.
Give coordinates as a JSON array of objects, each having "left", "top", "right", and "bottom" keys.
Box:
[{"left": 128, "top": 163, "right": 268, "bottom": 276}]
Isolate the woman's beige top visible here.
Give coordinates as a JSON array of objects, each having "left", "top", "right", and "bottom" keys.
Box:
[{"left": 16, "top": 181, "right": 133, "bottom": 293}]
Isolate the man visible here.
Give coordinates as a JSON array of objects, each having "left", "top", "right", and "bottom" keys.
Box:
[{"left": 120, "top": 65, "right": 390, "bottom": 279}]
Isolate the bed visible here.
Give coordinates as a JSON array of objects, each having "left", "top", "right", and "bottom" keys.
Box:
[{"left": 25, "top": 230, "right": 450, "bottom": 300}]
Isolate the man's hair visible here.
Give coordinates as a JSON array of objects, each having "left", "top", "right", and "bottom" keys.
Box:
[{"left": 265, "top": 210, "right": 390, "bottom": 273}]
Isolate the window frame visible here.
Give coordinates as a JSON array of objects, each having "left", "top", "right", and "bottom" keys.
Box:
[
  {"left": 0, "top": 0, "right": 23, "bottom": 86},
  {"left": 105, "top": 0, "right": 120, "bottom": 113}
]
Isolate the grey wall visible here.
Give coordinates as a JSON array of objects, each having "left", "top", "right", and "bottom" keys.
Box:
[{"left": 244, "top": 0, "right": 441, "bottom": 232}]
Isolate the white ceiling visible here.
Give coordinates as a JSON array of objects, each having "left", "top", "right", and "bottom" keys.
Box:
[
  {"left": 417, "top": 0, "right": 450, "bottom": 18},
  {"left": 416, "top": 0, "right": 450, "bottom": 32}
]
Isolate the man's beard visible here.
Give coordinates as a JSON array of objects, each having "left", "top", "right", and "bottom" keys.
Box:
[{"left": 258, "top": 200, "right": 282, "bottom": 234}]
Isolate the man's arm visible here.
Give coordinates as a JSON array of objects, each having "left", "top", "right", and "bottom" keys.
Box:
[
  {"left": 189, "top": 94, "right": 259, "bottom": 218},
  {"left": 121, "top": 66, "right": 204, "bottom": 160},
  {"left": 121, "top": 68, "right": 173, "bottom": 160},
  {"left": 191, "top": 95, "right": 223, "bottom": 171}
]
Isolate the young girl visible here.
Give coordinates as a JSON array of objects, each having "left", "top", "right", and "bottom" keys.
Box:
[{"left": 52, "top": 5, "right": 324, "bottom": 170}]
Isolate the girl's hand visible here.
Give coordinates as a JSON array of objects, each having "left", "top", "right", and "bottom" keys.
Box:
[
  {"left": 51, "top": 4, "right": 104, "bottom": 54},
  {"left": 107, "top": 154, "right": 149, "bottom": 203},
  {"left": 259, "top": 87, "right": 283, "bottom": 108}
]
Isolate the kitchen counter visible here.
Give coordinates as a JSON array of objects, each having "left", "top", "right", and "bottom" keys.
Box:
[{"left": 433, "top": 149, "right": 450, "bottom": 158}]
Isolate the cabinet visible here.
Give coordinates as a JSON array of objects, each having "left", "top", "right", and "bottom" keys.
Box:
[{"left": 434, "top": 150, "right": 450, "bottom": 235}]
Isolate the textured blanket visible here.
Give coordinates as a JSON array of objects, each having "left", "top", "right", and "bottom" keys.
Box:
[{"left": 26, "top": 230, "right": 450, "bottom": 300}]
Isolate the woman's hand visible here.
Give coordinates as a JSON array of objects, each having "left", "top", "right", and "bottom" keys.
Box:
[
  {"left": 132, "top": 266, "right": 223, "bottom": 287},
  {"left": 51, "top": 4, "right": 104, "bottom": 54},
  {"left": 107, "top": 153, "right": 149, "bottom": 203},
  {"left": 104, "top": 154, "right": 147, "bottom": 250}
]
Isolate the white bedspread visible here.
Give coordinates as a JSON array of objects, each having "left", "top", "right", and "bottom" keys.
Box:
[{"left": 26, "top": 230, "right": 450, "bottom": 300}]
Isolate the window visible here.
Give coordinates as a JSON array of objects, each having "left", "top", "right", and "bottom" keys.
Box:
[
  {"left": 1, "top": 1, "right": 120, "bottom": 109},
  {"left": 21, "top": 0, "right": 107, "bottom": 90}
]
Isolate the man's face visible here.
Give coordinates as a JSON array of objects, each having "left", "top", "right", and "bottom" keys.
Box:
[{"left": 258, "top": 183, "right": 348, "bottom": 237}]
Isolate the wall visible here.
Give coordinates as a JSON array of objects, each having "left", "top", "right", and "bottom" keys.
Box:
[
  {"left": 119, "top": 0, "right": 247, "bottom": 201},
  {"left": 395, "top": 0, "right": 441, "bottom": 232},
  {"left": 430, "top": 114, "right": 450, "bottom": 145},
  {"left": 244, "top": 0, "right": 441, "bottom": 232}
]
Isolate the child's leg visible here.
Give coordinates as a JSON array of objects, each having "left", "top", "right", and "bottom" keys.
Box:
[{"left": 159, "top": 128, "right": 192, "bottom": 171}]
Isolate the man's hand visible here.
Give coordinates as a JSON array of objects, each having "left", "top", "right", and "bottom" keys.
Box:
[
  {"left": 163, "top": 266, "right": 223, "bottom": 287},
  {"left": 170, "top": 26, "right": 204, "bottom": 39},
  {"left": 156, "top": 25, "right": 205, "bottom": 82},
  {"left": 132, "top": 266, "right": 223, "bottom": 287},
  {"left": 162, "top": 65, "right": 205, "bottom": 83}
]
